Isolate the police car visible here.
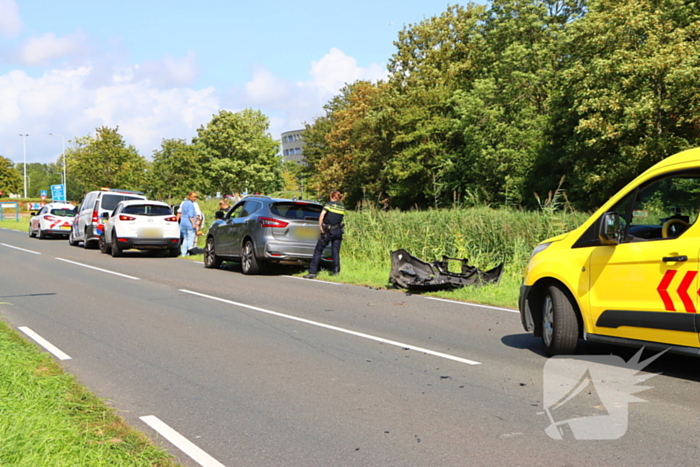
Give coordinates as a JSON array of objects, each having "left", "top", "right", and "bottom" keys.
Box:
[
  {"left": 520, "top": 147, "right": 700, "bottom": 357},
  {"left": 28, "top": 202, "right": 76, "bottom": 239}
]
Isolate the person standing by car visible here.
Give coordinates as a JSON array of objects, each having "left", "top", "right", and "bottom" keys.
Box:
[
  {"left": 215, "top": 199, "right": 229, "bottom": 219},
  {"left": 180, "top": 191, "right": 198, "bottom": 256},
  {"left": 305, "top": 191, "right": 345, "bottom": 279}
]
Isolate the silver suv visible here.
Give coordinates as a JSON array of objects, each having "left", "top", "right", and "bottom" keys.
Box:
[
  {"left": 69, "top": 189, "right": 146, "bottom": 248},
  {"left": 204, "top": 196, "right": 332, "bottom": 274}
]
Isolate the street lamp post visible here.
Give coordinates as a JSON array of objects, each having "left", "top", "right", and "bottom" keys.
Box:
[
  {"left": 19, "top": 134, "right": 28, "bottom": 198},
  {"left": 49, "top": 133, "right": 66, "bottom": 200}
]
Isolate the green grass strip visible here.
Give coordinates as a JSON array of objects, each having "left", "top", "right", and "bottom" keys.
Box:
[{"left": 0, "top": 319, "right": 182, "bottom": 467}]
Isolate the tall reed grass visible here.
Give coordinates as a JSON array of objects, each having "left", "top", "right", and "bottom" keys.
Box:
[{"left": 341, "top": 204, "right": 590, "bottom": 302}]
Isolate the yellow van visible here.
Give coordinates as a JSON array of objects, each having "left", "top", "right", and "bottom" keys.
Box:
[{"left": 520, "top": 147, "right": 700, "bottom": 357}]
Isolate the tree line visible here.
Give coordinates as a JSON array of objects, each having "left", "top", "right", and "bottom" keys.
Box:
[
  {"left": 0, "top": 109, "right": 283, "bottom": 202},
  {"left": 2, "top": 0, "right": 698, "bottom": 211},
  {"left": 303, "top": 0, "right": 700, "bottom": 211}
]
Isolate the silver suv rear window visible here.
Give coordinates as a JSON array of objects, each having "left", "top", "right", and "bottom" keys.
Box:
[{"left": 270, "top": 202, "right": 322, "bottom": 220}]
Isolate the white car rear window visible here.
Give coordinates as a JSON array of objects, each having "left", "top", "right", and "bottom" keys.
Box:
[
  {"left": 50, "top": 208, "right": 76, "bottom": 217},
  {"left": 122, "top": 205, "right": 172, "bottom": 216},
  {"left": 102, "top": 194, "right": 145, "bottom": 211}
]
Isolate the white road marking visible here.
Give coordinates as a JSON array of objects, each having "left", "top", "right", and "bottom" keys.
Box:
[
  {"left": 140, "top": 415, "right": 226, "bottom": 467},
  {"left": 424, "top": 296, "right": 519, "bottom": 313},
  {"left": 283, "top": 275, "right": 516, "bottom": 311},
  {"left": 1, "top": 243, "right": 40, "bottom": 255},
  {"left": 18, "top": 326, "right": 71, "bottom": 360},
  {"left": 55, "top": 258, "right": 140, "bottom": 280},
  {"left": 283, "top": 275, "right": 344, "bottom": 286},
  {"left": 180, "top": 289, "right": 482, "bottom": 365}
]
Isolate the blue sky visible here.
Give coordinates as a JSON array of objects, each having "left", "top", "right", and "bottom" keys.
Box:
[{"left": 0, "top": 0, "right": 457, "bottom": 165}]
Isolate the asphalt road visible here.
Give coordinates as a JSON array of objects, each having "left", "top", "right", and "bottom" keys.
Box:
[{"left": 2, "top": 226, "right": 700, "bottom": 466}]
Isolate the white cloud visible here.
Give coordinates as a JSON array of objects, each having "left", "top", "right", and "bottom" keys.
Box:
[
  {"left": 0, "top": 47, "right": 386, "bottom": 166},
  {"left": 87, "top": 82, "right": 218, "bottom": 153},
  {"left": 0, "top": 0, "right": 22, "bottom": 37},
  {"left": 231, "top": 47, "right": 388, "bottom": 137},
  {"left": 244, "top": 66, "right": 293, "bottom": 105},
  {"left": 0, "top": 63, "right": 219, "bottom": 164},
  {"left": 16, "top": 30, "right": 90, "bottom": 66},
  {"left": 135, "top": 51, "right": 200, "bottom": 88},
  {"left": 308, "top": 47, "right": 387, "bottom": 95}
]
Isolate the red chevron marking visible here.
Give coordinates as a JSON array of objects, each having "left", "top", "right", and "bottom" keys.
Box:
[
  {"left": 657, "top": 270, "right": 677, "bottom": 311},
  {"left": 678, "top": 271, "right": 698, "bottom": 313}
]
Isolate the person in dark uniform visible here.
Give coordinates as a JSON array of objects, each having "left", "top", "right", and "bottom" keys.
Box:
[
  {"left": 215, "top": 199, "right": 230, "bottom": 219},
  {"left": 305, "top": 191, "right": 345, "bottom": 279}
]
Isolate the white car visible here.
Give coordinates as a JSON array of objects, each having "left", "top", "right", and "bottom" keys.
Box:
[
  {"left": 28, "top": 203, "right": 76, "bottom": 239},
  {"left": 69, "top": 188, "right": 147, "bottom": 249},
  {"left": 98, "top": 200, "right": 181, "bottom": 257}
]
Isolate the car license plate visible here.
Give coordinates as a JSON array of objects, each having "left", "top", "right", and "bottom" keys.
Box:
[
  {"left": 138, "top": 227, "right": 163, "bottom": 238},
  {"left": 60, "top": 225, "right": 70, "bottom": 230},
  {"left": 295, "top": 226, "right": 318, "bottom": 240}
]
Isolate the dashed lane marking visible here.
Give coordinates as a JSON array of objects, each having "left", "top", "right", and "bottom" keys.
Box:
[
  {"left": 140, "top": 415, "right": 226, "bottom": 467},
  {"left": 18, "top": 326, "right": 71, "bottom": 360},
  {"left": 1, "top": 243, "right": 40, "bottom": 254},
  {"left": 55, "top": 258, "right": 140, "bottom": 280}
]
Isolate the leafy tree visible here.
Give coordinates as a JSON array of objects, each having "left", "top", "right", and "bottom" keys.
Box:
[
  {"left": 17, "top": 163, "right": 62, "bottom": 197},
  {"left": 195, "top": 109, "right": 282, "bottom": 195},
  {"left": 0, "top": 156, "right": 22, "bottom": 196},
  {"left": 149, "top": 139, "right": 209, "bottom": 201},
  {"left": 308, "top": 81, "right": 393, "bottom": 207},
  {"left": 385, "top": 4, "right": 484, "bottom": 208},
  {"left": 280, "top": 160, "right": 304, "bottom": 192},
  {"left": 449, "top": 0, "right": 586, "bottom": 207},
  {"left": 66, "top": 127, "right": 149, "bottom": 197},
  {"left": 538, "top": 0, "right": 700, "bottom": 209}
]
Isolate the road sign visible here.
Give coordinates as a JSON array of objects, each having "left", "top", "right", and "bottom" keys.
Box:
[
  {"left": 40, "top": 190, "right": 48, "bottom": 200},
  {"left": 51, "top": 184, "right": 65, "bottom": 202}
]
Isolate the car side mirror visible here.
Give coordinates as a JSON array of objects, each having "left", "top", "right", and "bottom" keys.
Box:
[
  {"left": 598, "top": 212, "right": 622, "bottom": 245},
  {"left": 215, "top": 211, "right": 224, "bottom": 220},
  {"left": 101, "top": 212, "right": 110, "bottom": 219},
  {"left": 30, "top": 211, "right": 38, "bottom": 217}
]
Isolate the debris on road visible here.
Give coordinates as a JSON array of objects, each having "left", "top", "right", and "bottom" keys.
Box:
[{"left": 389, "top": 249, "right": 503, "bottom": 292}]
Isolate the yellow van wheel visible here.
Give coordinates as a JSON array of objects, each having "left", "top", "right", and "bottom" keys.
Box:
[{"left": 542, "top": 285, "right": 579, "bottom": 356}]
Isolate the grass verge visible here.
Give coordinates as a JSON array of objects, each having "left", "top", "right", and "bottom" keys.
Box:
[
  {"left": 0, "top": 217, "right": 27, "bottom": 232},
  {"left": 0, "top": 319, "right": 182, "bottom": 467},
  {"left": 188, "top": 203, "right": 589, "bottom": 309},
  {"left": 288, "top": 256, "right": 523, "bottom": 309}
]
